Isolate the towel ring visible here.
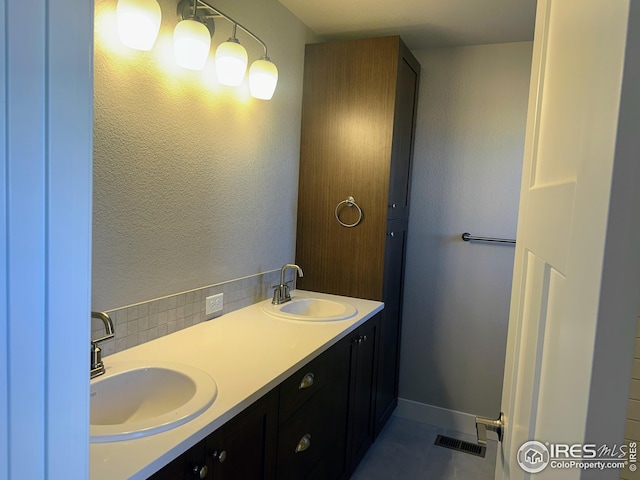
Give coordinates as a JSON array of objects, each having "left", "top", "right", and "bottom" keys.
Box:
[{"left": 335, "top": 196, "right": 363, "bottom": 228}]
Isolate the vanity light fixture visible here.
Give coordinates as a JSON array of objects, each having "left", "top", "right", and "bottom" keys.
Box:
[
  {"left": 175, "top": 0, "right": 279, "bottom": 99},
  {"left": 215, "top": 25, "right": 248, "bottom": 86},
  {"left": 116, "top": 0, "right": 162, "bottom": 51},
  {"left": 173, "top": 0, "right": 212, "bottom": 70},
  {"left": 249, "top": 56, "right": 278, "bottom": 100}
]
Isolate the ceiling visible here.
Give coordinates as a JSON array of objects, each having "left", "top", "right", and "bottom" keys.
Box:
[{"left": 278, "top": 0, "right": 537, "bottom": 49}]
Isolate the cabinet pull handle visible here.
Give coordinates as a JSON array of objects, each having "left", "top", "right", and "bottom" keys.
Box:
[
  {"left": 295, "top": 434, "right": 312, "bottom": 453},
  {"left": 387, "top": 231, "right": 395, "bottom": 237},
  {"left": 390, "top": 203, "right": 397, "bottom": 209},
  {"left": 354, "top": 334, "right": 368, "bottom": 346},
  {"left": 192, "top": 465, "right": 208, "bottom": 478},
  {"left": 212, "top": 450, "right": 227, "bottom": 463},
  {"left": 298, "top": 373, "right": 315, "bottom": 389}
]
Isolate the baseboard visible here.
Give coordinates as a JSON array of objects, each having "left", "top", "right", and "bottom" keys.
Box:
[{"left": 393, "top": 398, "right": 478, "bottom": 436}]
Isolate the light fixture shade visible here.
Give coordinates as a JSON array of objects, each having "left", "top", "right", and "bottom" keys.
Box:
[
  {"left": 215, "top": 39, "right": 248, "bottom": 86},
  {"left": 116, "top": 0, "right": 162, "bottom": 51},
  {"left": 173, "top": 19, "right": 212, "bottom": 70},
  {"left": 249, "top": 57, "right": 278, "bottom": 100}
]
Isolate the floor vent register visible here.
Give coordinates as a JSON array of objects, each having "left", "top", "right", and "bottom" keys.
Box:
[{"left": 434, "top": 434, "right": 486, "bottom": 458}]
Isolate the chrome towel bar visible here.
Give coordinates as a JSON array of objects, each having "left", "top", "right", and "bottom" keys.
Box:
[{"left": 461, "top": 232, "right": 516, "bottom": 244}]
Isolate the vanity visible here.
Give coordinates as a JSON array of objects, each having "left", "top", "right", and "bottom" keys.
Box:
[{"left": 90, "top": 290, "right": 383, "bottom": 479}]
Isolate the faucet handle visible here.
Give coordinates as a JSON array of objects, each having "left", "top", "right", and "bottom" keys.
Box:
[
  {"left": 90, "top": 342, "right": 106, "bottom": 378},
  {"left": 271, "top": 282, "right": 293, "bottom": 305},
  {"left": 271, "top": 285, "right": 283, "bottom": 305},
  {"left": 91, "top": 342, "right": 102, "bottom": 369},
  {"left": 281, "top": 283, "right": 291, "bottom": 296}
]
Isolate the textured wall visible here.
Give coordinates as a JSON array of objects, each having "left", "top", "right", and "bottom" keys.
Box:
[
  {"left": 93, "top": 0, "right": 314, "bottom": 310},
  {"left": 399, "top": 42, "right": 532, "bottom": 418}
]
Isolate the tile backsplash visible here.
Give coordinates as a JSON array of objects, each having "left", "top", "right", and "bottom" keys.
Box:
[{"left": 91, "top": 269, "right": 294, "bottom": 357}]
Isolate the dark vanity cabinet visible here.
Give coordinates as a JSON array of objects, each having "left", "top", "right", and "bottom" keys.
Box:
[
  {"left": 147, "top": 313, "right": 382, "bottom": 480},
  {"left": 148, "top": 390, "right": 277, "bottom": 480},
  {"left": 295, "top": 36, "right": 420, "bottom": 437},
  {"left": 205, "top": 390, "right": 278, "bottom": 480},
  {"left": 346, "top": 317, "right": 379, "bottom": 473},
  {"left": 147, "top": 439, "right": 208, "bottom": 480},
  {"left": 276, "top": 314, "right": 380, "bottom": 480},
  {"left": 276, "top": 335, "right": 350, "bottom": 480}
]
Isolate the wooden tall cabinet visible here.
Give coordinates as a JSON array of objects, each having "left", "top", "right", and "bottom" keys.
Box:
[{"left": 295, "top": 36, "right": 420, "bottom": 437}]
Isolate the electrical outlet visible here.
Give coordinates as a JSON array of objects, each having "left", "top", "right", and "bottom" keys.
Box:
[{"left": 205, "top": 293, "right": 224, "bottom": 316}]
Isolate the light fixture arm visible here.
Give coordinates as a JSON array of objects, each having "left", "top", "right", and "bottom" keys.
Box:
[{"left": 181, "top": 0, "right": 269, "bottom": 57}]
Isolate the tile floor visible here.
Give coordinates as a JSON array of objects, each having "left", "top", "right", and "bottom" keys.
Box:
[{"left": 351, "top": 416, "right": 497, "bottom": 480}]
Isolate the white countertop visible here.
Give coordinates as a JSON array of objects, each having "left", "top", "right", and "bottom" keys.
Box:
[{"left": 90, "top": 290, "right": 383, "bottom": 479}]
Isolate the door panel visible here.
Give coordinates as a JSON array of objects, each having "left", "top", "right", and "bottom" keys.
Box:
[
  {"left": 497, "top": 1, "right": 636, "bottom": 479},
  {"left": 523, "top": 183, "right": 575, "bottom": 272}
]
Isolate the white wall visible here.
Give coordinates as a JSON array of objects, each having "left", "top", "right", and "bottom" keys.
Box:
[
  {"left": 92, "top": 0, "right": 314, "bottom": 310},
  {"left": 399, "top": 42, "right": 532, "bottom": 421}
]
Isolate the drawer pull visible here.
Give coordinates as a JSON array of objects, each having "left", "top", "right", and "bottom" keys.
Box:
[
  {"left": 212, "top": 450, "right": 227, "bottom": 463},
  {"left": 295, "top": 434, "right": 312, "bottom": 453},
  {"left": 192, "top": 465, "right": 208, "bottom": 478},
  {"left": 298, "top": 373, "right": 315, "bottom": 390}
]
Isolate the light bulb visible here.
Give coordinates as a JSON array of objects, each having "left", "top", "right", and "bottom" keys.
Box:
[
  {"left": 249, "top": 57, "right": 278, "bottom": 100},
  {"left": 173, "top": 19, "right": 211, "bottom": 70},
  {"left": 215, "top": 39, "right": 248, "bottom": 86},
  {"left": 116, "top": 0, "right": 161, "bottom": 51}
]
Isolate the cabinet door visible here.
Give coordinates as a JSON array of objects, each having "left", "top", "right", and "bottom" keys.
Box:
[
  {"left": 387, "top": 43, "right": 420, "bottom": 220},
  {"left": 346, "top": 314, "right": 379, "bottom": 473},
  {"left": 296, "top": 36, "right": 402, "bottom": 301},
  {"left": 206, "top": 390, "right": 278, "bottom": 480},
  {"left": 375, "top": 218, "right": 408, "bottom": 436},
  {"left": 147, "top": 440, "right": 207, "bottom": 480}
]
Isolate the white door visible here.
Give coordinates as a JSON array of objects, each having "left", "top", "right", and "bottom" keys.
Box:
[
  {"left": 496, "top": 1, "right": 640, "bottom": 479},
  {"left": 2, "top": 0, "right": 94, "bottom": 478}
]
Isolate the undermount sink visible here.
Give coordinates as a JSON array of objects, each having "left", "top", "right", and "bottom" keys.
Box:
[
  {"left": 90, "top": 361, "right": 217, "bottom": 443},
  {"left": 262, "top": 296, "right": 357, "bottom": 322}
]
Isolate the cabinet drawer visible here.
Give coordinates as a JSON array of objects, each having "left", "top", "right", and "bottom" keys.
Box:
[
  {"left": 276, "top": 387, "right": 347, "bottom": 480},
  {"left": 279, "top": 341, "right": 347, "bottom": 423}
]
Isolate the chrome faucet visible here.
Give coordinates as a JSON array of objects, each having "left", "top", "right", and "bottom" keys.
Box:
[
  {"left": 272, "top": 264, "right": 303, "bottom": 305},
  {"left": 91, "top": 311, "right": 115, "bottom": 379}
]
